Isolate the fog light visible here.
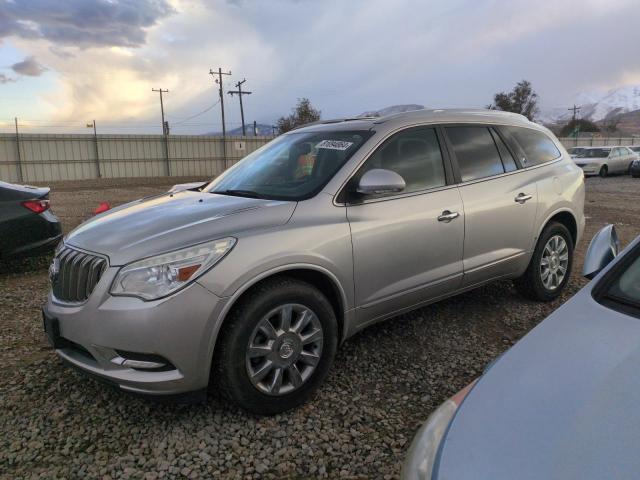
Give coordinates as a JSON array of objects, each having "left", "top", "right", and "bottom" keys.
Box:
[{"left": 110, "top": 350, "right": 174, "bottom": 371}]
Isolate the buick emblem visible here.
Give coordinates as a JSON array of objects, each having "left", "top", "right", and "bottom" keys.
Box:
[
  {"left": 49, "top": 258, "right": 60, "bottom": 284},
  {"left": 279, "top": 340, "right": 295, "bottom": 359}
]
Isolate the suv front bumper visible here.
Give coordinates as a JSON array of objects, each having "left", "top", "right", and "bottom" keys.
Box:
[{"left": 43, "top": 268, "right": 228, "bottom": 398}]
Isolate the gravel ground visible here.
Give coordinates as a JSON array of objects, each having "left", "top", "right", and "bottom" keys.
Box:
[{"left": 1, "top": 175, "right": 638, "bottom": 479}]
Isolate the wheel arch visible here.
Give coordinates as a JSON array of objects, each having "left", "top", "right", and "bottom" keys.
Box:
[
  {"left": 537, "top": 209, "right": 578, "bottom": 246},
  {"left": 207, "top": 264, "right": 349, "bottom": 378}
]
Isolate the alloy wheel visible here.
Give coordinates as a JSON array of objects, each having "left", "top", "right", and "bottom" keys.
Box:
[
  {"left": 246, "top": 303, "right": 323, "bottom": 396},
  {"left": 540, "top": 234, "right": 569, "bottom": 291}
]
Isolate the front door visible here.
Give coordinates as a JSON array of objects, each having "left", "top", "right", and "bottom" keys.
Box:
[{"left": 346, "top": 127, "right": 464, "bottom": 324}]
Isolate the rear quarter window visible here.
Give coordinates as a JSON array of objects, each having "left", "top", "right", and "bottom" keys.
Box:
[{"left": 502, "top": 126, "right": 561, "bottom": 167}]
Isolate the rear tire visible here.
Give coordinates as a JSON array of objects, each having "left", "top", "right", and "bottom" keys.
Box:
[
  {"left": 599, "top": 165, "right": 608, "bottom": 177},
  {"left": 514, "top": 222, "right": 574, "bottom": 302},
  {"left": 214, "top": 277, "right": 338, "bottom": 415}
]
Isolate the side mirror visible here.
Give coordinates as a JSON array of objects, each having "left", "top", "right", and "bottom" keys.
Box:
[
  {"left": 583, "top": 224, "right": 619, "bottom": 279},
  {"left": 357, "top": 169, "right": 406, "bottom": 195}
]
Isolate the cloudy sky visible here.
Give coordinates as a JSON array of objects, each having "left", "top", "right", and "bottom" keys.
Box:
[{"left": 1, "top": 0, "right": 639, "bottom": 134}]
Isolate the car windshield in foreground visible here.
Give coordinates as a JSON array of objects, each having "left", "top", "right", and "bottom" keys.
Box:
[
  {"left": 600, "top": 246, "right": 640, "bottom": 318},
  {"left": 575, "top": 148, "right": 610, "bottom": 158},
  {"left": 206, "top": 130, "right": 372, "bottom": 201}
]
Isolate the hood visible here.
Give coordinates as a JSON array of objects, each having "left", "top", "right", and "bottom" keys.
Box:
[
  {"left": 436, "top": 287, "right": 640, "bottom": 480},
  {"left": 66, "top": 190, "right": 296, "bottom": 265}
]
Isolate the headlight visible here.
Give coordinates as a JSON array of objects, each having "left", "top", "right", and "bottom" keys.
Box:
[
  {"left": 402, "top": 380, "right": 477, "bottom": 480},
  {"left": 110, "top": 237, "right": 236, "bottom": 300}
]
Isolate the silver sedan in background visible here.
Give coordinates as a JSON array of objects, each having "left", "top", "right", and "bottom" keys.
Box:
[
  {"left": 403, "top": 224, "right": 640, "bottom": 480},
  {"left": 573, "top": 146, "right": 636, "bottom": 177}
]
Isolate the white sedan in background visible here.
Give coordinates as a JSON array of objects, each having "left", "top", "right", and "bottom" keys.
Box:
[{"left": 572, "top": 146, "right": 637, "bottom": 177}]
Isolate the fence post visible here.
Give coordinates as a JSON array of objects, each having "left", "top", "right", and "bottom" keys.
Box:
[
  {"left": 92, "top": 120, "right": 101, "bottom": 178},
  {"left": 165, "top": 133, "right": 171, "bottom": 176},
  {"left": 14, "top": 117, "right": 24, "bottom": 183}
]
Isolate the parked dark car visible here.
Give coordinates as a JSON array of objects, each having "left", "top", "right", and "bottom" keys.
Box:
[{"left": 0, "top": 181, "right": 62, "bottom": 259}]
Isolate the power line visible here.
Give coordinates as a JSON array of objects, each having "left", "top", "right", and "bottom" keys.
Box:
[{"left": 170, "top": 99, "right": 220, "bottom": 125}]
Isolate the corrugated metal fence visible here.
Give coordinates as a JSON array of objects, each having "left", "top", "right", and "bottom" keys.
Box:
[
  {"left": 1, "top": 133, "right": 638, "bottom": 183},
  {"left": 558, "top": 137, "right": 640, "bottom": 148},
  {"left": 0, "top": 133, "right": 274, "bottom": 183}
]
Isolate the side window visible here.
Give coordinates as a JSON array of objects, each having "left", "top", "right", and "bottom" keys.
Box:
[
  {"left": 490, "top": 128, "right": 518, "bottom": 172},
  {"left": 502, "top": 126, "right": 561, "bottom": 166},
  {"left": 357, "top": 127, "right": 446, "bottom": 195},
  {"left": 612, "top": 148, "right": 620, "bottom": 157},
  {"left": 446, "top": 126, "right": 505, "bottom": 182}
]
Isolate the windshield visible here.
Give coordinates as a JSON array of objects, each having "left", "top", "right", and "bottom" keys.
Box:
[
  {"left": 575, "top": 148, "right": 610, "bottom": 158},
  {"left": 205, "top": 130, "right": 372, "bottom": 201},
  {"left": 599, "top": 244, "right": 640, "bottom": 318}
]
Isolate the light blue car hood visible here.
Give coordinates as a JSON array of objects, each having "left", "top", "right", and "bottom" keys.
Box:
[
  {"left": 65, "top": 190, "right": 295, "bottom": 265},
  {"left": 436, "top": 286, "right": 640, "bottom": 480}
]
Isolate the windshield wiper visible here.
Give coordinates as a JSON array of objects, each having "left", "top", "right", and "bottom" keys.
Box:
[{"left": 214, "top": 189, "right": 266, "bottom": 199}]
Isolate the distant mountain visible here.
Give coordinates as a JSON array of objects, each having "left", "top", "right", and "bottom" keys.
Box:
[
  {"left": 359, "top": 104, "right": 425, "bottom": 117},
  {"left": 541, "top": 85, "right": 640, "bottom": 124}
]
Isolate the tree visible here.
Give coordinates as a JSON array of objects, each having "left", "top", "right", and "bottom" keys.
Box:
[
  {"left": 488, "top": 80, "right": 539, "bottom": 121},
  {"left": 277, "top": 98, "right": 321, "bottom": 134},
  {"left": 560, "top": 118, "right": 600, "bottom": 137}
]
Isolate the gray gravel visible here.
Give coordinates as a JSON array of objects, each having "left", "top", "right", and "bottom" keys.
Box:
[{"left": 1, "top": 175, "right": 638, "bottom": 479}]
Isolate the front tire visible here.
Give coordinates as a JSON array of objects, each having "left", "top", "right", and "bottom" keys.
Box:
[
  {"left": 214, "top": 277, "right": 338, "bottom": 415},
  {"left": 514, "top": 222, "right": 574, "bottom": 302},
  {"left": 599, "top": 165, "right": 608, "bottom": 177}
]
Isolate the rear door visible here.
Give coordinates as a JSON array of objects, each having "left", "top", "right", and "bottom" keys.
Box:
[
  {"left": 443, "top": 125, "right": 538, "bottom": 287},
  {"left": 345, "top": 126, "right": 464, "bottom": 322},
  {"left": 611, "top": 148, "right": 623, "bottom": 173}
]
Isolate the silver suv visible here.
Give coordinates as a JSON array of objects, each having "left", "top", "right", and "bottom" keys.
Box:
[{"left": 43, "top": 109, "right": 585, "bottom": 414}]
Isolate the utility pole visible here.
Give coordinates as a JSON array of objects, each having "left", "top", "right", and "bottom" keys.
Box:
[
  {"left": 228, "top": 79, "right": 252, "bottom": 136},
  {"left": 568, "top": 104, "right": 582, "bottom": 145},
  {"left": 568, "top": 104, "right": 581, "bottom": 122},
  {"left": 152, "top": 88, "right": 170, "bottom": 175},
  {"left": 209, "top": 68, "right": 232, "bottom": 166},
  {"left": 86, "top": 120, "right": 101, "bottom": 177}
]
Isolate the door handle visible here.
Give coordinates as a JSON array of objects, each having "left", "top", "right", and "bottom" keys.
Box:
[
  {"left": 437, "top": 210, "right": 459, "bottom": 222},
  {"left": 515, "top": 193, "right": 533, "bottom": 204}
]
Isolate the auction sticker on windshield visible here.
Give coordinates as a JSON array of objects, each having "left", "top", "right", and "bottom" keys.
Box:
[{"left": 316, "top": 140, "right": 354, "bottom": 150}]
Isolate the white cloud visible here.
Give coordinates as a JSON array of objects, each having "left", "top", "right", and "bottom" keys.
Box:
[{"left": 2, "top": 0, "right": 640, "bottom": 131}]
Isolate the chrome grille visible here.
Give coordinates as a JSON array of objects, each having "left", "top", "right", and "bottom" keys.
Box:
[{"left": 51, "top": 246, "right": 107, "bottom": 303}]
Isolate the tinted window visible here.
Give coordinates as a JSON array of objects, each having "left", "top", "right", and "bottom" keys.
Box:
[
  {"left": 502, "top": 126, "right": 561, "bottom": 166},
  {"left": 207, "top": 130, "right": 372, "bottom": 201},
  {"left": 446, "top": 126, "right": 505, "bottom": 182},
  {"left": 490, "top": 129, "right": 518, "bottom": 172},
  {"left": 599, "top": 246, "right": 640, "bottom": 319},
  {"left": 576, "top": 148, "right": 611, "bottom": 158},
  {"left": 357, "top": 128, "right": 446, "bottom": 195}
]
